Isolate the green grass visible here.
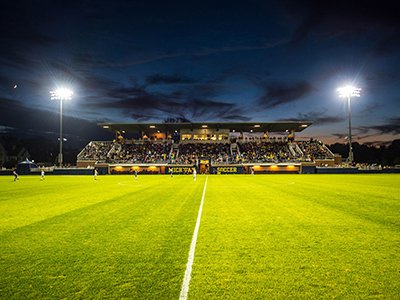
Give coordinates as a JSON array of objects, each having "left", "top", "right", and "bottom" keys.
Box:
[{"left": 1, "top": 174, "right": 399, "bottom": 299}]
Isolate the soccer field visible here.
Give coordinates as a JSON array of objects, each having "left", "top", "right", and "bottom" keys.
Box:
[{"left": 1, "top": 174, "right": 399, "bottom": 299}]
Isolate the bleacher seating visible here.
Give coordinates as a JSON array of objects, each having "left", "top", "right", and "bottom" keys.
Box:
[
  {"left": 108, "top": 141, "right": 172, "bottom": 163},
  {"left": 238, "top": 141, "right": 292, "bottom": 163},
  {"left": 77, "top": 139, "right": 333, "bottom": 164},
  {"left": 296, "top": 139, "right": 334, "bottom": 161},
  {"left": 77, "top": 141, "right": 113, "bottom": 162},
  {"left": 176, "top": 142, "right": 231, "bottom": 164}
]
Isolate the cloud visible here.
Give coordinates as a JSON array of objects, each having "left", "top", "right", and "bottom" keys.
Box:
[
  {"left": 373, "top": 32, "right": 400, "bottom": 57},
  {"left": 83, "top": 79, "right": 250, "bottom": 122},
  {"left": 0, "top": 74, "right": 13, "bottom": 87},
  {"left": 72, "top": 53, "right": 113, "bottom": 69},
  {"left": 361, "top": 140, "right": 393, "bottom": 147},
  {"left": 0, "top": 2, "right": 57, "bottom": 69},
  {"left": 282, "top": 0, "right": 400, "bottom": 54},
  {"left": 146, "top": 74, "right": 196, "bottom": 85},
  {"left": 258, "top": 81, "right": 314, "bottom": 108},
  {"left": 331, "top": 133, "right": 347, "bottom": 140},
  {"left": 0, "top": 97, "right": 109, "bottom": 142},
  {"left": 360, "top": 117, "right": 400, "bottom": 135},
  {"left": 280, "top": 111, "right": 344, "bottom": 125}
]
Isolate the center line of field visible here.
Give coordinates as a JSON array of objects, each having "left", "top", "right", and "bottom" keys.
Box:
[{"left": 179, "top": 176, "right": 208, "bottom": 300}]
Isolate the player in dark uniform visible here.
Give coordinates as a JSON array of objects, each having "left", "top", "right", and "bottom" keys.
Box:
[{"left": 13, "top": 169, "right": 19, "bottom": 181}]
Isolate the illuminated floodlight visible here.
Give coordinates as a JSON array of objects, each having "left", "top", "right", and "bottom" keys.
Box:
[
  {"left": 50, "top": 88, "right": 73, "bottom": 100},
  {"left": 202, "top": 125, "right": 208, "bottom": 128},
  {"left": 149, "top": 125, "right": 156, "bottom": 128},
  {"left": 337, "top": 85, "right": 362, "bottom": 164},
  {"left": 50, "top": 87, "right": 73, "bottom": 167},
  {"left": 103, "top": 125, "right": 109, "bottom": 129},
  {"left": 301, "top": 124, "right": 308, "bottom": 128},
  {"left": 337, "top": 85, "right": 361, "bottom": 98},
  {"left": 254, "top": 124, "right": 260, "bottom": 128}
]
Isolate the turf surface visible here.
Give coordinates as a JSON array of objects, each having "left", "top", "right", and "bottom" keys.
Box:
[{"left": 0, "top": 174, "right": 399, "bottom": 299}]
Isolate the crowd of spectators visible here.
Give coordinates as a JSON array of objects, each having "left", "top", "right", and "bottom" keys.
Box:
[
  {"left": 297, "top": 139, "right": 333, "bottom": 161},
  {"left": 238, "top": 141, "right": 292, "bottom": 163},
  {"left": 77, "top": 141, "right": 112, "bottom": 162},
  {"left": 108, "top": 142, "right": 172, "bottom": 163},
  {"left": 175, "top": 142, "right": 231, "bottom": 164},
  {"left": 77, "top": 139, "right": 333, "bottom": 164}
]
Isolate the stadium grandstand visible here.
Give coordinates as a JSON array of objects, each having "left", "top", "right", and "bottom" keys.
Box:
[{"left": 77, "top": 122, "right": 338, "bottom": 174}]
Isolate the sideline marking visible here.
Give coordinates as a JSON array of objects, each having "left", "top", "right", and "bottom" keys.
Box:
[{"left": 179, "top": 176, "right": 208, "bottom": 300}]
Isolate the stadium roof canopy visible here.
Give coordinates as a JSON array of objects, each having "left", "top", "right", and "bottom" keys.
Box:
[{"left": 98, "top": 121, "right": 313, "bottom": 133}]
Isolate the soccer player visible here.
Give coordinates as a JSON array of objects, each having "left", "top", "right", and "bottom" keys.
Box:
[
  {"left": 134, "top": 170, "right": 138, "bottom": 180},
  {"left": 40, "top": 169, "right": 45, "bottom": 180},
  {"left": 170, "top": 168, "right": 173, "bottom": 177},
  {"left": 94, "top": 168, "right": 98, "bottom": 180},
  {"left": 193, "top": 167, "right": 197, "bottom": 182},
  {"left": 13, "top": 169, "right": 19, "bottom": 181}
]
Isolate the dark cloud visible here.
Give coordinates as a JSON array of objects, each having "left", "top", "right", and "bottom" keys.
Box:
[
  {"left": 72, "top": 53, "right": 112, "bottom": 68},
  {"left": 359, "top": 117, "right": 400, "bottom": 135},
  {"left": 359, "top": 103, "right": 384, "bottom": 115},
  {"left": 331, "top": 133, "right": 347, "bottom": 140},
  {"left": 0, "top": 47, "right": 40, "bottom": 70},
  {"left": 361, "top": 140, "right": 393, "bottom": 147},
  {"left": 373, "top": 32, "right": 400, "bottom": 57},
  {"left": 220, "top": 114, "right": 251, "bottom": 121},
  {"left": 280, "top": 111, "right": 344, "bottom": 125},
  {"left": 146, "top": 74, "right": 195, "bottom": 85},
  {"left": 258, "top": 81, "right": 314, "bottom": 108},
  {"left": 84, "top": 80, "right": 250, "bottom": 122},
  {"left": 299, "top": 112, "right": 344, "bottom": 125},
  {"left": 0, "top": 74, "right": 12, "bottom": 87},
  {"left": 187, "top": 82, "right": 226, "bottom": 98},
  {"left": 0, "top": 1, "right": 57, "bottom": 69},
  {"left": 282, "top": 0, "right": 400, "bottom": 54},
  {"left": 0, "top": 97, "right": 109, "bottom": 142},
  {"left": 186, "top": 99, "right": 250, "bottom": 121}
]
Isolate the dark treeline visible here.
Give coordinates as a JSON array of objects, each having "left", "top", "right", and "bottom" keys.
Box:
[
  {"left": 0, "top": 135, "right": 83, "bottom": 167},
  {"left": 328, "top": 140, "right": 400, "bottom": 166}
]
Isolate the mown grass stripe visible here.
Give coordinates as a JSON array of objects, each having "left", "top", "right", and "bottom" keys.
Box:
[{"left": 179, "top": 176, "right": 208, "bottom": 300}]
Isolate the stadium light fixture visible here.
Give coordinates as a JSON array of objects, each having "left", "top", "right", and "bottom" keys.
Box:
[
  {"left": 254, "top": 124, "right": 261, "bottom": 128},
  {"left": 202, "top": 125, "right": 208, "bottom": 128},
  {"left": 50, "top": 87, "right": 73, "bottom": 167},
  {"left": 149, "top": 125, "right": 156, "bottom": 128},
  {"left": 337, "top": 85, "right": 361, "bottom": 164}
]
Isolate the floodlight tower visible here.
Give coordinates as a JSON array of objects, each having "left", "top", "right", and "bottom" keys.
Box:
[
  {"left": 337, "top": 85, "right": 361, "bottom": 164},
  {"left": 50, "top": 88, "right": 73, "bottom": 167}
]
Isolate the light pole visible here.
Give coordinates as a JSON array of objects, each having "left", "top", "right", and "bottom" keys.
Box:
[
  {"left": 50, "top": 88, "right": 73, "bottom": 167},
  {"left": 337, "top": 85, "right": 361, "bottom": 164}
]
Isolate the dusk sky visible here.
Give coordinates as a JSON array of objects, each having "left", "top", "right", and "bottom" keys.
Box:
[{"left": 1, "top": 0, "right": 399, "bottom": 145}]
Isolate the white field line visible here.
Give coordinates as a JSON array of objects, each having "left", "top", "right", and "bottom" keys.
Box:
[{"left": 179, "top": 176, "right": 208, "bottom": 300}]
